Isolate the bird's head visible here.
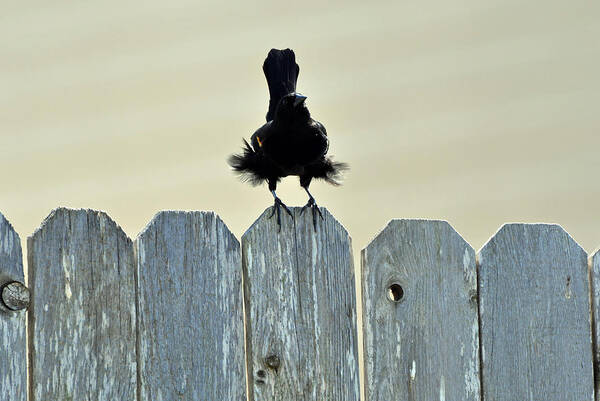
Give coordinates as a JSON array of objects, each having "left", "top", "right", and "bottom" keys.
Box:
[{"left": 275, "top": 93, "right": 309, "bottom": 121}]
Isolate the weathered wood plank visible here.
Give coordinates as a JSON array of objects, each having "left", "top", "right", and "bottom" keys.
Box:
[
  {"left": 28, "top": 208, "right": 136, "bottom": 400},
  {"left": 0, "top": 212, "right": 27, "bottom": 401},
  {"left": 478, "top": 224, "right": 593, "bottom": 401},
  {"left": 361, "top": 219, "right": 479, "bottom": 401},
  {"left": 589, "top": 249, "right": 600, "bottom": 399},
  {"left": 243, "top": 207, "right": 359, "bottom": 401},
  {"left": 135, "top": 211, "right": 245, "bottom": 401}
]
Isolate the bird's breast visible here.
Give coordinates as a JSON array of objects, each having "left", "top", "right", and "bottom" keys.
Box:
[{"left": 264, "top": 130, "right": 327, "bottom": 167}]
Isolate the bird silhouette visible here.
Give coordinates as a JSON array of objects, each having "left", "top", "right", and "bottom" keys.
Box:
[{"left": 228, "top": 48, "right": 347, "bottom": 230}]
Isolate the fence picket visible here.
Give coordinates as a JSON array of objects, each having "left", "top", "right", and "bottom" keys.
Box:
[
  {"left": 135, "top": 211, "right": 246, "bottom": 401},
  {"left": 27, "top": 208, "right": 136, "bottom": 400},
  {"left": 0, "top": 212, "right": 27, "bottom": 401},
  {"left": 242, "top": 207, "right": 359, "bottom": 400},
  {"left": 478, "top": 224, "right": 593, "bottom": 400},
  {"left": 361, "top": 219, "right": 480, "bottom": 401}
]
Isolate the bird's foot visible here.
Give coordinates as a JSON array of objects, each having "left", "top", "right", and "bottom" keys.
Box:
[
  {"left": 300, "top": 196, "right": 324, "bottom": 231},
  {"left": 268, "top": 197, "right": 293, "bottom": 231}
]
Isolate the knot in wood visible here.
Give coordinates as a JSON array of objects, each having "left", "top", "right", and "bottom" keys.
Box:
[
  {"left": 1, "top": 281, "right": 30, "bottom": 311},
  {"left": 265, "top": 354, "right": 280, "bottom": 370}
]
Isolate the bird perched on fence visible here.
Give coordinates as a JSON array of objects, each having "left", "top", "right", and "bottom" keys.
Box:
[{"left": 228, "top": 48, "right": 347, "bottom": 230}]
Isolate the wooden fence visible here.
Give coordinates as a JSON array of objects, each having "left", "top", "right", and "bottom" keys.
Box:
[{"left": 0, "top": 208, "right": 598, "bottom": 400}]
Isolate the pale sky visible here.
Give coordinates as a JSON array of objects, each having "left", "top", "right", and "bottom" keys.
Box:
[{"left": 2, "top": 0, "right": 600, "bottom": 264}]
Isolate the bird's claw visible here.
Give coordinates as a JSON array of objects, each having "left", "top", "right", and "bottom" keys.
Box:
[
  {"left": 300, "top": 196, "right": 324, "bottom": 231},
  {"left": 269, "top": 197, "right": 293, "bottom": 231}
]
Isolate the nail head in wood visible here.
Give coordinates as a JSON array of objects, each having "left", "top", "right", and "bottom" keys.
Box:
[{"left": 1, "top": 281, "right": 30, "bottom": 311}]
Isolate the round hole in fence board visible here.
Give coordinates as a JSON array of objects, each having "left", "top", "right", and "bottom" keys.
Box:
[{"left": 387, "top": 283, "right": 404, "bottom": 303}]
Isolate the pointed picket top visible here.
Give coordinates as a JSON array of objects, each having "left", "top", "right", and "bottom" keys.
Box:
[
  {"left": 0, "top": 212, "right": 28, "bottom": 313},
  {"left": 361, "top": 219, "right": 479, "bottom": 401},
  {"left": 243, "top": 207, "right": 359, "bottom": 401},
  {"left": 0, "top": 212, "right": 26, "bottom": 401},
  {"left": 135, "top": 211, "right": 245, "bottom": 401},
  {"left": 28, "top": 208, "right": 136, "bottom": 401},
  {"left": 478, "top": 223, "right": 592, "bottom": 401},
  {"left": 478, "top": 222, "right": 586, "bottom": 265},
  {"left": 0, "top": 212, "right": 24, "bottom": 283},
  {"left": 366, "top": 218, "right": 473, "bottom": 253}
]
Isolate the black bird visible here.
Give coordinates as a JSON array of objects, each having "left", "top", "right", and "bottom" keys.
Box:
[{"left": 228, "top": 48, "right": 347, "bottom": 230}]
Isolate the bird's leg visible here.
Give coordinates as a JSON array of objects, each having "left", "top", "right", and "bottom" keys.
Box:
[
  {"left": 300, "top": 186, "right": 324, "bottom": 231},
  {"left": 268, "top": 189, "right": 293, "bottom": 231}
]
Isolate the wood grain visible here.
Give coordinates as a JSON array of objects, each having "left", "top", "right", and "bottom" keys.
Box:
[
  {"left": 135, "top": 211, "right": 246, "bottom": 400},
  {"left": 0, "top": 212, "right": 26, "bottom": 401},
  {"left": 478, "top": 223, "right": 593, "bottom": 400},
  {"left": 361, "top": 219, "right": 480, "bottom": 401},
  {"left": 27, "top": 208, "right": 136, "bottom": 400},
  {"left": 243, "top": 207, "right": 359, "bottom": 401}
]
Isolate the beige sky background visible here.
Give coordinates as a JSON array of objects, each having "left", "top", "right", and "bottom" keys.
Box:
[{"left": 2, "top": 0, "right": 600, "bottom": 263}]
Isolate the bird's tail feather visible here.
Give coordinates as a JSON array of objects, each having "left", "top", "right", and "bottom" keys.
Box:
[
  {"left": 263, "top": 48, "right": 300, "bottom": 121},
  {"left": 313, "top": 157, "right": 349, "bottom": 186},
  {"left": 227, "top": 139, "right": 269, "bottom": 186}
]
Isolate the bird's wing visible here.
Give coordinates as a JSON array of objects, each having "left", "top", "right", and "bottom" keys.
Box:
[
  {"left": 313, "top": 121, "right": 329, "bottom": 158},
  {"left": 298, "top": 119, "right": 329, "bottom": 162},
  {"left": 250, "top": 121, "right": 272, "bottom": 152},
  {"left": 263, "top": 49, "right": 299, "bottom": 122},
  {"left": 314, "top": 120, "right": 327, "bottom": 136}
]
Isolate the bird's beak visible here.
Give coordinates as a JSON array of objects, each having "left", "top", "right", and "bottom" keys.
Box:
[{"left": 294, "top": 94, "right": 307, "bottom": 106}]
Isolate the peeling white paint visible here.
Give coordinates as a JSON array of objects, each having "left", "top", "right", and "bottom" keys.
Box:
[
  {"left": 101, "top": 311, "right": 108, "bottom": 330},
  {"left": 63, "top": 255, "right": 72, "bottom": 300},
  {"left": 463, "top": 248, "right": 476, "bottom": 289},
  {"left": 99, "top": 214, "right": 106, "bottom": 234},
  {"left": 311, "top": 234, "right": 317, "bottom": 267},
  {"left": 246, "top": 243, "right": 252, "bottom": 267},
  {"left": 465, "top": 318, "right": 480, "bottom": 397},
  {"left": 222, "top": 324, "right": 230, "bottom": 379},
  {"left": 463, "top": 248, "right": 470, "bottom": 268},
  {"left": 347, "top": 348, "right": 357, "bottom": 382},
  {"left": 440, "top": 375, "right": 445, "bottom": 401},
  {"left": 311, "top": 235, "right": 322, "bottom": 376},
  {"left": 410, "top": 360, "right": 416, "bottom": 381}
]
